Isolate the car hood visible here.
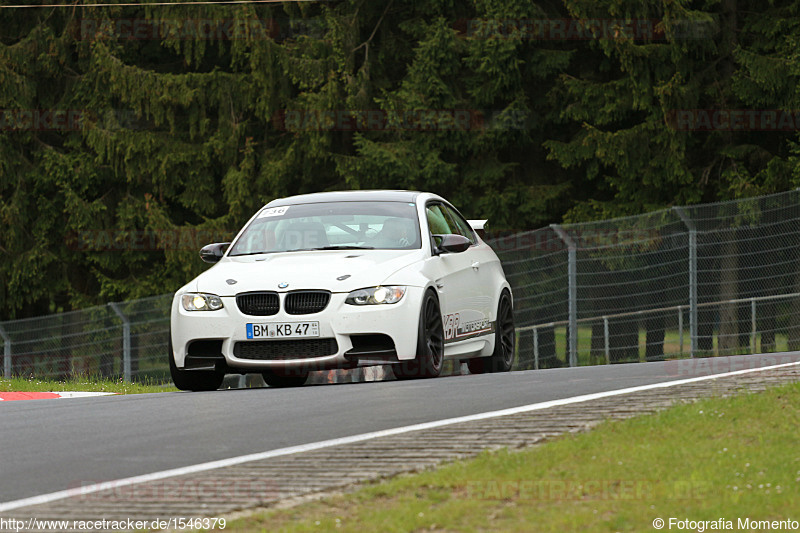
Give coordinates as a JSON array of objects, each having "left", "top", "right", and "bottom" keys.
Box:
[{"left": 193, "top": 249, "right": 426, "bottom": 296}]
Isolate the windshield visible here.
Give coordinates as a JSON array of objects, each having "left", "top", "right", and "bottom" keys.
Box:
[{"left": 228, "top": 201, "right": 421, "bottom": 256}]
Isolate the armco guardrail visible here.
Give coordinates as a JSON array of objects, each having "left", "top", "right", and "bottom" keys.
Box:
[{"left": 2, "top": 190, "right": 800, "bottom": 381}]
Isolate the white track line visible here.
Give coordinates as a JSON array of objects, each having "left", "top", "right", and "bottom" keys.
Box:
[
  {"left": 1, "top": 360, "right": 799, "bottom": 513},
  {"left": 49, "top": 392, "right": 116, "bottom": 399}
]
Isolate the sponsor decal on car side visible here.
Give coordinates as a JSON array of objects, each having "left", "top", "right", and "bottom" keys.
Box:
[{"left": 443, "top": 313, "right": 495, "bottom": 343}]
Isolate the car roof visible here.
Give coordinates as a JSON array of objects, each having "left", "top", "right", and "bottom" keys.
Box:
[{"left": 265, "top": 190, "right": 423, "bottom": 207}]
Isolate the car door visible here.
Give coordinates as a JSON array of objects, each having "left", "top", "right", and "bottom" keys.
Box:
[
  {"left": 441, "top": 204, "right": 495, "bottom": 341},
  {"left": 425, "top": 203, "right": 489, "bottom": 345}
]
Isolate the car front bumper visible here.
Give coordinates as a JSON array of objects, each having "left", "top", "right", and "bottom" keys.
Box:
[{"left": 170, "top": 287, "right": 425, "bottom": 372}]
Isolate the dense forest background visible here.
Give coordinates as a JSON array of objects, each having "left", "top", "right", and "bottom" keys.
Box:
[{"left": 1, "top": 0, "right": 799, "bottom": 320}]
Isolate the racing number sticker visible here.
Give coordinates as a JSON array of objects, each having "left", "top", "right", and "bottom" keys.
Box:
[{"left": 257, "top": 206, "right": 290, "bottom": 218}]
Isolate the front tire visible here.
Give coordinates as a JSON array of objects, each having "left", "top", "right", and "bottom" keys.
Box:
[
  {"left": 393, "top": 290, "right": 444, "bottom": 380},
  {"left": 169, "top": 339, "right": 224, "bottom": 391},
  {"left": 468, "top": 291, "right": 514, "bottom": 374}
]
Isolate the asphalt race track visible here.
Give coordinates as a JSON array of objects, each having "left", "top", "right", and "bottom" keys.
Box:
[{"left": 2, "top": 352, "right": 799, "bottom": 507}]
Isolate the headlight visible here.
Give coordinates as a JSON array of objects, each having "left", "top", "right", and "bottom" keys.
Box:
[
  {"left": 345, "top": 286, "right": 406, "bottom": 305},
  {"left": 181, "top": 293, "right": 224, "bottom": 311}
]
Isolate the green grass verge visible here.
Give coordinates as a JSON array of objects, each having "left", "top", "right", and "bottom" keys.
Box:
[
  {"left": 220, "top": 382, "right": 800, "bottom": 532},
  {"left": 0, "top": 376, "right": 177, "bottom": 394}
]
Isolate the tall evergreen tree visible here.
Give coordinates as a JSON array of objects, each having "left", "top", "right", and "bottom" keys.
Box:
[{"left": 3, "top": 0, "right": 800, "bottom": 321}]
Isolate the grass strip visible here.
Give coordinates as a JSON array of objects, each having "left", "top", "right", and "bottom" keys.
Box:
[
  {"left": 0, "top": 376, "right": 176, "bottom": 394},
  {"left": 221, "top": 382, "right": 800, "bottom": 532}
]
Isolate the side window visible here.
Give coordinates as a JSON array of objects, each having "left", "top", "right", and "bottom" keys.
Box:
[
  {"left": 426, "top": 204, "right": 454, "bottom": 235},
  {"left": 443, "top": 205, "right": 477, "bottom": 244}
]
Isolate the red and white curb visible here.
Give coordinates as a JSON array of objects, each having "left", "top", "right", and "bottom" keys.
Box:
[{"left": 0, "top": 391, "right": 116, "bottom": 401}]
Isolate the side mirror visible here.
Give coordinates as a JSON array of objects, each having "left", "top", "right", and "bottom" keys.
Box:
[
  {"left": 199, "top": 242, "right": 230, "bottom": 263},
  {"left": 433, "top": 234, "right": 471, "bottom": 255}
]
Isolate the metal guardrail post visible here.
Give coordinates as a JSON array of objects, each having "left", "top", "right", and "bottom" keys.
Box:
[
  {"left": 674, "top": 207, "right": 698, "bottom": 358},
  {"left": 533, "top": 327, "right": 539, "bottom": 370},
  {"left": 551, "top": 224, "right": 578, "bottom": 367},
  {"left": 0, "top": 323, "right": 10, "bottom": 378},
  {"left": 603, "top": 316, "right": 610, "bottom": 364},
  {"left": 109, "top": 303, "right": 131, "bottom": 382},
  {"left": 750, "top": 298, "right": 757, "bottom": 353}
]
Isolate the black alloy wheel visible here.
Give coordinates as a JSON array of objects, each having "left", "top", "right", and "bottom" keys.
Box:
[
  {"left": 393, "top": 290, "right": 444, "bottom": 379},
  {"left": 467, "top": 291, "right": 515, "bottom": 374}
]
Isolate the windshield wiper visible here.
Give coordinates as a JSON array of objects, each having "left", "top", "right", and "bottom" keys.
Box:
[
  {"left": 229, "top": 251, "right": 273, "bottom": 257},
  {"left": 310, "top": 245, "right": 375, "bottom": 250},
  {"left": 232, "top": 246, "right": 375, "bottom": 256}
]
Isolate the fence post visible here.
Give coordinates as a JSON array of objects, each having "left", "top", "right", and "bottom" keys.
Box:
[
  {"left": 678, "top": 306, "right": 684, "bottom": 355},
  {"left": 551, "top": 224, "right": 578, "bottom": 367},
  {"left": 750, "top": 298, "right": 757, "bottom": 354},
  {"left": 109, "top": 303, "right": 131, "bottom": 382},
  {"left": 674, "top": 207, "right": 697, "bottom": 358},
  {"left": 603, "top": 316, "right": 610, "bottom": 365},
  {"left": 0, "top": 323, "right": 10, "bottom": 378},
  {"left": 533, "top": 327, "right": 539, "bottom": 370}
]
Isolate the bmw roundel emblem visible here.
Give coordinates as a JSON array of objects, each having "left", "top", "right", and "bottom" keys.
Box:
[{"left": 278, "top": 282, "right": 289, "bottom": 289}]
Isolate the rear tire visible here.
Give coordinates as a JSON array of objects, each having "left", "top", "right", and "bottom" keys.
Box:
[
  {"left": 393, "top": 290, "right": 444, "bottom": 380},
  {"left": 262, "top": 368, "right": 309, "bottom": 388},
  {"left": 169, "top": 339, "right": 224, "bottom": 391},
  {"left": 468, "top": 291, "right": 514, "bottom": 374}
]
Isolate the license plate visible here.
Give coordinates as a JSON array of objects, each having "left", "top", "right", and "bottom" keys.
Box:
[{"left": 246, "top": 322, "right": 319, "bottom": 339}]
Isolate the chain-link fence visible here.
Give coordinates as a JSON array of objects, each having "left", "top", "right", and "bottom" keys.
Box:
[
  {"left": 0, "top": 294, "right": 172, "bottom": 382},
  {"left": 2, "top": 190, "right": 800, "bottom": 382},
  {"left": 491, "top": 189, "right": 800, "bottom": 369}
]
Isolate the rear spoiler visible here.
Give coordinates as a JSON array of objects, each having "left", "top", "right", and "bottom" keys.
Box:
[{"left": 468, "top": 219, "right": 488, "bottom": 239}]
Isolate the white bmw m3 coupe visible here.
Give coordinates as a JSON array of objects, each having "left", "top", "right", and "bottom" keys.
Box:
[{"left": 169, "top": 190, "right": 514, "bottom": 390}]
